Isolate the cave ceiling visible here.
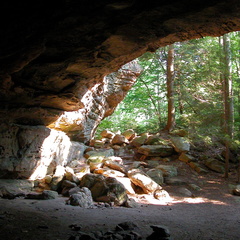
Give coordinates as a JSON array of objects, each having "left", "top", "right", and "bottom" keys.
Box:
[{"left": 0, "top": 0, "right": 240, "bottom": 125}]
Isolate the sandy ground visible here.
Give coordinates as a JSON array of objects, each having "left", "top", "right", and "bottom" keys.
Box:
[{"left": 0, "top": 164, "right": 240, "bottom": 240}]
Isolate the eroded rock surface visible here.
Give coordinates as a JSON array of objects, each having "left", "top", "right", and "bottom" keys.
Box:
[{"left": 0, "top": 1, "right": 240, "bottom": 178}]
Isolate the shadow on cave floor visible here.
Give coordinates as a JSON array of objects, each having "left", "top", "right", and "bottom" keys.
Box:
[{"left": 0, "top": 173, "right": 240, "bottom": 240}]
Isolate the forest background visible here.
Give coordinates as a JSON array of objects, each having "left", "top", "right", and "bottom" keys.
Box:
[{"left": 97, "top": 32, "right": 240, "bottom": 153}]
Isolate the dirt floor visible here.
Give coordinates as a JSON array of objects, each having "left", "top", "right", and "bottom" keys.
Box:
[{"left": 0, "top": 161, "right": 240, "bottom": 240}]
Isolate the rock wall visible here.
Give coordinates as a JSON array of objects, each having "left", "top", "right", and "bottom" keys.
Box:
[
  {"left": 0, "top": 1, "right": 240, "bottom": 178},
  {"left": 0, "top": 124, "right": 86, "bottom": 179},
  {"left": 48, "top": 60, "right": 142, "bottom": 143}
]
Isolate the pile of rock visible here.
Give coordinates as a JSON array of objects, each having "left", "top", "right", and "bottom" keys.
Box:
[{"left": 27, "top": 128, "right": 206, "bottom": 206}]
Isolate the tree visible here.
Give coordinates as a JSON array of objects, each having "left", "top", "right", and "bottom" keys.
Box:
[
  {"left": 165, "top": 44, "right": 176, "bottom": 131},
  {"left": 220, "top": 33, "right": 233, "bottom": 178}
]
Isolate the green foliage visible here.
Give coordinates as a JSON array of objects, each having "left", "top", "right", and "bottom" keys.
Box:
[{"left": 96, "top": 31, "right": 240, "bottom": 144}]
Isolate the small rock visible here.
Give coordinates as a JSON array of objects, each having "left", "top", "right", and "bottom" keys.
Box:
[
  {"left": 147, "top": 225, "right": 171, "bottom": 240},
  {"left": 154, "top": 189, "right": 171, "bottom": 201},
  {"left": 116, "top": 221, "right": 139, "bottom": 231}
]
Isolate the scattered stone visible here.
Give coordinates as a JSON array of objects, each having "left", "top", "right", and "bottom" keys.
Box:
[
  {"left": 115, "top": 177, "right": 136, "bottom": 194},
  {"left": 124, "top": 198, "right": 139, "bottom": 208},
  {"left": 154, "top": 189, "right": 171, "bottom": 201},
  {"left": 128, "top": 169, "right": 162, "bottom": 194},
  {"left": 89, "top": 162, "right": 103, "bottom": 172},
  {"left": 103, "top": 159, "right": 127, "bottom": 174},
  {"left": 177, "top": 187, "right": 194, "bottom": 198},
  {"left": 130, "top": 135, "right": 148, "bottom": 148},
  {"left": 156, "top": 165, "right": 178, "bottom": 177},
  {"left": 179, "top": 153, "right": 195, "bottom": 163},
  {"left": 104, "top": 156, "right": 124, "bottom": 164},
  {"left": 138, "top": 145, "right": 174, "bottom": 157},
  {"left": 25, "top": 190, "right": 58, "bottom": 200},
  {"left": 122, "top": 129, "right": 136, "bottom": 141},
  {"left": 80, "top": 174, "right": 128, "bottom": 206},
  {"left": 116, "top": 221, "right": 139, "bottom": 231},
  {"left": 188, "top": 162, "right": 208, "bottom": 174},
  {"left": 67, "top": 187, "right": 93, "bottom": 208},
  {"left": 86, "top": 149, "right": 114, "bottom": 164},
  {"left": 69, "top": 187, "right": 82, "bottom": 196},
  {"left": 146, "top": 169, "right": 164, "bottom": 185},
  {"left": 42, "top": 190, "right": 59, "bottom": 199},
  {"left": 111, "top": 134, "right": 129, "bottom": 145},
  {"left": 0, "top": 179, "right": 33, "bottom": 199},
  {"left": 204, "top": 158, "right": 225, "bottom": 173},
  {"left": 94, "top": 168, "right": 126, "bottom": 178},
  {"left": 170, "top": 136, "right": 190, "bottom": 153},
  {"left": 188, "top": 183, "right": 202, "bottom": 191},
  {"left": 100, "top": 130, "right": 115, "bottom": 139},
  {"left": 62, "top": 180, "right": 77, "bottom": 189},
  {"left": 80, "top": 173, "right": 106, "bottom": 189},
  {"left": 164, "top": 177, "right": 187, "bottom": 186},
  {"left": 147, "top": 225, "right": 171, "bottom": 240}
]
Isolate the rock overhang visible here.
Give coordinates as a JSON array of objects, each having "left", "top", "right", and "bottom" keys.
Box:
[{"left": 0, "top": 0, "right": 239, "bottom": 128}]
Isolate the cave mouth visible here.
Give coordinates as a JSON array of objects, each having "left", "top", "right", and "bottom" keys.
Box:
[{"left": 1, "top": 1, "right": 240, "bottom": 239}]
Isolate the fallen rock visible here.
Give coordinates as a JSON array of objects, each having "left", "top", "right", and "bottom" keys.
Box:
[
  {"left": 111, "top": 134, "right": 129, "bottom": 145},
  {"left": 122, "top": 129, "right": 136, "bottom": 141},
  {"left": 128, "top": 169, "right": 161, "bottom": 194},
  {"left": 156, "top": 165, "right": 178, "bottom": 177},
  {"left": 138, "top": 145, "right": 174, "bottom": 157},
  {"left": 147, "top": 225, "right": 171, "bottom": 240},
  {"left": 86, "top": 149, "right": 114, "bottom": 164},
  {"left": 100, "top": 130, "right": 115, "bottom": 139},
  {"left": 103, "top": 159, "right": 127, "bottom": 174},
  {"left": 80, "top": 173, "right": 128, "bottom": 206},
  {"left": 130, "top": 134, "right": 148, "bottom": 148},
  {"left": 94, "top": 168, "right": 126, "bottom": 178},
  {"left": 170, "top": 136, "right": 190, "bottom": 153},
  {"left": 124, "top": 198, "right": 139, "bottom": 208},
  {"left": 204, "top": 158, "right": 225, "bottom": 173},
  {"left": 179, "top": 152, "right": 195, "bottom": 163},
  {"left": 25, "top": 190, "right": 58, "bottom": 200},
  {"left": 154, "top": 189, "right": 171, "bottom": 201},
  {"left": 67, "top": 187, "right": 93, "bottom": 208},
  {"left": 0, "top": 179, "right": 33, "bottom": 199},
  {"left": 146, "top": 169, "right": 164, "bottom": 185},
  {"left": 115, "top": 177, "right": 136, "bottom": 194}
]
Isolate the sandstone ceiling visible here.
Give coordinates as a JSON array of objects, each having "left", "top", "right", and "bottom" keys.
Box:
[{"left": 0, "top": 0, "right": 240, "bottom": 127}]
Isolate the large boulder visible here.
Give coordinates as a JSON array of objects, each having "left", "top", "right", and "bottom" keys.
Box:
[
  {"left": 127, "top": 169, "right": 162, "bottom": 194},
  {"left": 204, "top": 159, "right": 225, "bottom": 173},
  {"left": 80, "top": 173, "right": 128, "bottom": 206},
  {"left": 170, "top": 136, "right": 190, "bottom": 153},
  {"left": 68, "top": 187, "right": 94, "bottom": 208},
  {"left": 137, "top": 145, "right": 174, "bottom": 157}
]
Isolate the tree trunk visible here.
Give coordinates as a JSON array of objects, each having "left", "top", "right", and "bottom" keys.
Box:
[
  {"left": 165, "top": 44, "right": 175, "bottom": 132},
  {"left": 220, "top": 34, "right": 232, "bottom": 178}
]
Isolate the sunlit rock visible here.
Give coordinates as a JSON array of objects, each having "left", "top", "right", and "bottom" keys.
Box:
[
  {"left": 170, "top": 136, "right": 190, "bottom": 153},
  {"left": 111, "top": 134, "right": 129, "bottom": 146},
  {"left": 128, "top": 169, "right": 162, "bottom": 194},
  {"left": 0, "top": 124, "right": 86, "bottom": 180},
  {"left": 122, "top": 129, "right": 136, "bottom": 141}
]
